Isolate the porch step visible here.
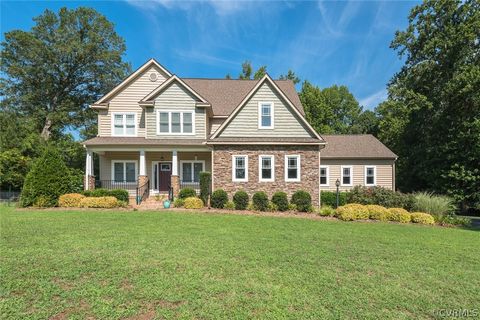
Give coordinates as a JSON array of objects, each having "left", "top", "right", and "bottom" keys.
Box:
[{"left": 134, "top": 194, "right": 170, "bottom": 210}]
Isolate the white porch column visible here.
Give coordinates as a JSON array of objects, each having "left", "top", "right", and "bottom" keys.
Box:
[
  {"left": 139, "top": 150, "right": 146, "bottom": 176},
  {"left": 85, "top": 150, "right": 93, "bottom": 190},
  {"left": 172, "top": 150, "right": 178, "bottom": 176}
]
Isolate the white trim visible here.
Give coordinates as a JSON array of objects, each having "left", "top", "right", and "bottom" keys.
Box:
[
  {"left": 139, "top": 150, "right": 146, "bottom": 175},
  {"left": 156, "top": 110, "right": 195, "bottom": 135},
  {"left": 111, "top": 112, "right": 137, "bottom": 137},
  {"left": 285, "top": 155, "right": 301, "bottom": 182},
  {"left": 258, "top": 155, "right": 275, "bottom": 182},
  {"left": 320, "top": 165, "right": 329, "bottom": 186},
  {"left": 341, "top": 165, "right": 353, "bottom": 186},
  {"left": 364, "top": 165, "right": 376, "bottom": 186},
  {"left": 111, "top": 160, "right": 138, "bottom": 183},
  {"left": 258, "top": 102, "right": 274, "bottom": 129},
  {"left": 141, "top": 75, "right": 209, "bottom": 103},
  {"left": 179, "top": 160, "right": 205, "bottom": 182},
  {"left": 232, "top": 155, "right": 248, "bottom": 182}
]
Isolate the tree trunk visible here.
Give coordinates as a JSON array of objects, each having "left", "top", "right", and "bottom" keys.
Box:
[{"left": 41, "top": 117, "right": 52, "bottom": 140}]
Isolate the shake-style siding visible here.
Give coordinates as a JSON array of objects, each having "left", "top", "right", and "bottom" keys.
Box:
[
  {"left": 218, "top": 82, "right": 314, "bottom": 138},
  {"left": 98, "top": 65, "right": 168, "bottom": 136},
  {"left": 145, "top": 82, "right": 206, "bottom": 139},
  {"left": 320, "top": 159, "right": 395, "bottom": 191}
]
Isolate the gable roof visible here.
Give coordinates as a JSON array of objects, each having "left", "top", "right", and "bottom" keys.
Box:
[
  {"left": 209, "top": 74, "right": 323, "bottom": 141},
  {"left": 91, "top": 59, "right": 172, "bottom": 107},
  {"left": 321, "top": 135, "right": 397, "bottom": 159},
  {"left": 183, "top": 78, "right": 304, "bottom": 116}
]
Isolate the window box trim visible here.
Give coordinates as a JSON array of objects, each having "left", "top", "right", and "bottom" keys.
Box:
[
  {"left": 320, "top": 165, "right": 329, "bottom": 186},
  {"left": 364, "top": 165, "right": 376, "bottom": 186},
  {"left": 232, "top": 155, "right": 248, "bottom": 182},
  {"left": 341, "top": 165, "right": 353, "bottom": 186},
  {"left": 258, "top": 102, "right": 274, "bottom": 129},
  {"left": 111, "top": 112, "right": 137, "bottom": 137},
  {"left": 284, "top": 155, "right": 301, "bottom": 182},
  {"left": 179, "top": 160, "right": 205, "bottom": 183},
  {"left": 155, "top": 110, "right": 196, "bottom": 135},
  {"left": 111, "top": 160, "right": 138, "bottom": 183},
  {"left": 258, "top": 155, "right": 275, "bottom": 182}
]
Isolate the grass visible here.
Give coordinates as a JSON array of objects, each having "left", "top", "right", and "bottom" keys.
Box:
[{"left": 1, "top": 206, "right": 479, "bottom": 319}]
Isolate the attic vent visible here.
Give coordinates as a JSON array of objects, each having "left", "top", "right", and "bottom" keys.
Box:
[{"left": 149, "top": 72, "right": 158, "bottom": 82}]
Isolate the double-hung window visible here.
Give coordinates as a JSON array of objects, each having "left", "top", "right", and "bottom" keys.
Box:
[
  {"left": 259, "top": 155, "right": 274, "bottom": 182},
  {"left": 157, "top": 110, "right": 194, "bottom": 134},
  {"left": 113, "top": 113, "right": 136, "bottom": 136},
  {"left": 232, "top": 155, "right": 248, "bottom": 182},
  {"left": 180, "top": 161, "right": 204, "bottom": 183},
  {"left": 258, "top": 102, "right": 274, "bottom": 129},
  {"left": 285, "top": 155, "right": 300, "bottom": 182},
  {"left": 365, "top": 166, "right": 376, "bottom": 186},
  {"left": 341, "top": 166, "right": 353, "bottom": 186},
  {"left": 112, "top": 161, "right": 137, "bottom": 183},
  {"left": 320, "top": 166, "right": 329, "bottom": 186}
]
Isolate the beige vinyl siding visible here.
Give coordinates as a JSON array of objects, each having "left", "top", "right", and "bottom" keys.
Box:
[
  {"left": 209, "top": 118, "right": 224, "bottom": 136},
  {"left": 98, "top": 65, "right": 168, "bottom": 137},
  {"left": 218, "top": 82, "right": 313, "bottom": 138},
  {"left": 320, "top": 159, "right": 395, "bottom": 191},
  {"left": 145, "top": 82, "right": 206, "bottom": 139}
]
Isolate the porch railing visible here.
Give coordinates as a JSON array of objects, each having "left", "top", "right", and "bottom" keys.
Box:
[
  {"left": 136, "top": 180, "right": 150, "bottom": 205},
  {"left": 95, "top": 180, "right": 137, "bottom": 191},
  {"left": 180, "top": 181, "right": 200, "bottom": 194}
]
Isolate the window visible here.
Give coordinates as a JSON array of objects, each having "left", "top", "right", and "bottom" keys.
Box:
[
  {"left": 180, "top": 161, "right": 204, "bottom": 182},
  {"left": 259, "top": 155, "right": 274, "bottom": 182},
  {"left": 156, "top": 110, "right": 195, "bottom": 134},
  {"left": 285, "top": 155, "right": 300, "bottom": 182},
  {"left": 258, "top": 102, "right": 274, "bottom": 129},
  {"left": 112, "top": 113, "right": 136, "bottom": 136},
  {"left": 320, "top": 166, "right": 329, "bottom": 186},
  {"left": 365, "top": 166, "right": 376, "bottom": 186},
  {"left": 341, "top": 166, "right": 352, "bottom": 186},
  {"left": 112, "top": 161, "right": 137, "bottom": 182},
  {"left": 232, "top": 155, "right": 248, "bottom": 182}
]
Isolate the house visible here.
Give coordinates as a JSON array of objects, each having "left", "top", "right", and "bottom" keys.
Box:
[{"left": 83, "top": 59, "right": 397, "bottom": 206}]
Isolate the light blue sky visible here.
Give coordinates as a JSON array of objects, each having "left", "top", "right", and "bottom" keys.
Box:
[{"left": 1, "top": 0, "right": 418, "bottom": 110}]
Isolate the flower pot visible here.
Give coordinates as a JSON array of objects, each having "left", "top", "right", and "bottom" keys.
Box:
[{"left": 163, "top": 200, "right": 171, "bottom": 208}]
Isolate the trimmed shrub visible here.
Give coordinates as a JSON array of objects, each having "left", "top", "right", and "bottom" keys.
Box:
[
  {"left": 199, "top": 172, "right": 211, "bottom": 205},
  {"left": 184, "top": 197, "right": 204, "bottom": 209},
  {"left": 291, "top": 190, "right": 312, "bottom": 212},
  {"left": 59, "top": 193, "right": 85, "bottom": 207},
  {"left": 80, "top": 196, "right": 119, "bottom": 208},
  {"left": 233, "top": 190, "right": 249, "bottom": 210},
  {"left": 211, "top": 189, "right": 228, "bottom": 209},
  {"left": 268, "top": 201, "right": 278, "bottom": 212},
  {"left": 173, "top": 198, "right": 185, "bottom": 208},
  {"left": 318, "top": 205, "right": 336, "bottom": 217},
  {"left": 411, "top": 212, "right": 435, "bottom": 225},
  {"left": 321, "top": 191, "right": 347, "bottom": 207},
  {"left": 438, "top": 215, "right": 471, "bottom": 227},
  {"left": 347, "top": 186, "right": 415, "bottom": 210},
  {"left": 413, "top": 192, "right": 455, "bottom": 221},
  {"left": 336, "top": 204, "right": 369, "bottom": 221},
  {"left": 223, "top": 201, "right": 235, "bottom": 210},
  {"left": 20, "top": 147, "right": 72, "bottom": 207},
  {"left": 107, "top": 189, "right": 129, "bottom": 202},
  {"left": 82, "top": 188, "right": 129, "bottom": 202},
  {"left": 387, "top": 208, "right": 411, "bottom": 223},
  {"left": 366, "top": 205, "right": 390, "bottom": 221},
  {"left": 88, "top": 188, "right": 110, "bottom": 197},
  {"left": 271, "top": 192, "right": 289, "bottom": 212},
  {"left": 179, "top": 188, "right": 196, "bottom": 199},
  {"left": 252, "top": 191, "right": 269, "bottom": 211}
]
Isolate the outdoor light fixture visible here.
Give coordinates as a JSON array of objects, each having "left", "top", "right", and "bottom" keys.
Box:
[{"left": 335, "top": 178, "right": 341, "bottom": 208}]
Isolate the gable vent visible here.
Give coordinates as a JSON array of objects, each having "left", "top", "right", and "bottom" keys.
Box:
[{"left": 149, "top": 72, "right": 158, "bottom": 82}]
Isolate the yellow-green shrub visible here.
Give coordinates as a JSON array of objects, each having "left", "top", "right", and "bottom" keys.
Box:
[
  {"left": 336, "top": 204, "right": 369, "bottom": 221},
  {"left": 80, "top": 196, "right": 119, "bottom": 208},
  {"left": 387, "top": 208, "right": 411, "bottom": 223},
  {"left": 411, "top": 212, "right": 435, "bottom": 225},
  {"left": 58, "top": 193, "right": 85, "bottom": 207},
  {"left": 184, "top": 197, "right": 204, "bottom": 209},
  {"left": 366, "top": 205, "right": 389, "bottom": 221}
]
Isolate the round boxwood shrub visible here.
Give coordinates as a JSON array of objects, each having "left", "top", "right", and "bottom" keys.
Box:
[
  {"left": 211, "top": 189, "right": 228, "bottom": 209},
  {"left": 20, "top": 147, "right": 72, "bottom": 207},
  {"left": 387, "top": 208, "right": 411, "bottom": 223},
  {"left": 291, "top": 190, "right": 312, "bottom": 212},
  {"left": 271, "top": 191, "right": 289, "bottom": 211},
  {"left": 365, "top": 204, "right": 389, "bottom": 221},
  {"left": 107, "top": 189, "right": 129, "bottom": 202},
  {"left": 184, "top": 197, "right": 204, "bottom": 209},
  {"left": 179, "top": 187, "right": 196, "bottom": 199},
  {"left": 233, "top": 190, "right": 249, "bottom": 210},
  {"left": 410, "top": 212, "right": 435, "bottom": 225},
  {"left": 252, "top": 191, "right": 269, "bottom": 211}
]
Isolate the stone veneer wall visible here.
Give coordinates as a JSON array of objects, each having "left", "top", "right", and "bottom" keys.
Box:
[{"left": 212, "top": 145, "right": 320, "bottom": 206}]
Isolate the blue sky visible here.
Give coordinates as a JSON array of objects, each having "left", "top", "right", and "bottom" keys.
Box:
[{"left": 1, "top": 0, "right": 418, "bottom": 110}]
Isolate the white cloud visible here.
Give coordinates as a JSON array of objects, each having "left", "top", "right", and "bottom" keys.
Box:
[
  {"left": 125, "top": 0, "right": 256, "bottom": 16},
  {"left": 359, "top": 89, "right": 387, "bottom": 109}
]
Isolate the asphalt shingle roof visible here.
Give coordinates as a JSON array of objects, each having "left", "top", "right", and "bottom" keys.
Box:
[{"left": 321, "top": 135, "right": 397, "bottom": 159}]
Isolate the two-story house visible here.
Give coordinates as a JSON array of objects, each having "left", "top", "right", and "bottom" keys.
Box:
[{"left": 83, "top": 59, "right": 397, "bottom": 205}]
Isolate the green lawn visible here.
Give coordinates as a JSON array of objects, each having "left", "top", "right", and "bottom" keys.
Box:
[{"left": 1, "top": 206, "right": 479, "bottom": 319}]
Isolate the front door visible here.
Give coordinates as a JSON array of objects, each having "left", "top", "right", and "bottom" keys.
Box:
[{"left": 158, "top": 162, "right": 172, "bottom": 192}]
